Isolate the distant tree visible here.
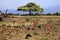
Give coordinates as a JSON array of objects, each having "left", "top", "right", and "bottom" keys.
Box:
[
  {"left": 17, "top": 2, "right": 43, "bottom": 15},
  {"left": 52, "top": 12, "right": 60, "bottom": 15},
  {"left": 46, "top": 13, "right": 51, "bottom": 15},
  {"left": 0, "top": 10, "right": 2, "bottom": 15},
  {"left": 55, "top": 12, "right": 59, "bottom": 15},
  {"left": 6, "top": 9, "right": 8, "bottom": 14},
  {"left": 0, "top": 10, "right": 1, "bottom": 12},
  {"left": 5, "top": 9, "right": 8, "bottom": 17},
  {"left": 8, "top": 13, "right": 13, "bottom": 15}
]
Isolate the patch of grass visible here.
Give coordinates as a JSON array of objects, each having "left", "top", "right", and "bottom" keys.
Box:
[
  {"left": 0, "top": 21, "right": 3, "bottom": 24},
  {"left": 26, "top": 18, "right": 30, "bottom": 22},
  {"left": 40, "top": 38, "right": 48, "bottom": 40},
  {"left": 34, "top": 33, "right": 39, "bottom": 35},
  {"left": 31, "top": 28, "right": 35, "bottom": 30}
]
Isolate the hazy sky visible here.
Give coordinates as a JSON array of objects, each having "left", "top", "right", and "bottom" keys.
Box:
[{"left": 0, "top": 0, "right": 60, "bottom": 13}]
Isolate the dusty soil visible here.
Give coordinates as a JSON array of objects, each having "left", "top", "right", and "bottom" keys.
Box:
[{"left": 0, "top": 16, "right": 60, "bottom": 40}]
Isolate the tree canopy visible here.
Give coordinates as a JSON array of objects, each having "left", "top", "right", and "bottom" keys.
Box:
[{"left": 17, "top": 2, "right": 43, "bottom": 12}]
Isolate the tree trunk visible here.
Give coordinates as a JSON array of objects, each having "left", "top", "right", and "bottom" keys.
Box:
[{"left": 29, "top": 9, "right": 32, "bottom": 16}]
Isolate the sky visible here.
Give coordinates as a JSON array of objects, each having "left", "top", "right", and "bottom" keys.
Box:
[{"left": 0, "top": 0, "right": 60, "bottom": 13}]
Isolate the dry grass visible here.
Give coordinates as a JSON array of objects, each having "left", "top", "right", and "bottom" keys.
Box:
[{"left": 0, "top": 16, "right": 60, "bottom": 40}]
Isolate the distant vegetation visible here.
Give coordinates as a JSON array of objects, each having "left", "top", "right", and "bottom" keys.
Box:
[
  {"left": 0, "top": 10, "right": 60, "bottom": 17},
  {"left": 0, "top": 2, "right": 60, "bottom": 16}
]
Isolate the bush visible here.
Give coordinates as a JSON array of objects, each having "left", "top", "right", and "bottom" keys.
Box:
[
  {"left": 27, "top": 28, "right": 30, "bottom": 30},
  {"left": 26, "top": 18, "right": 29, "bottom": 22},
  {"left": 25, "top": 34, "right": 32, "bottom": 39},
  {"left": 0, "top": 18, "right": 2, "bottom": 21},
  {"left": 38, "top": 25, "right": 41, "bottom": 28}
]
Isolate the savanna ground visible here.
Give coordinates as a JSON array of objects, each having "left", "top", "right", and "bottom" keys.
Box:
[{"left": 0, "top": 16, "right": 60, "bottom": 40}]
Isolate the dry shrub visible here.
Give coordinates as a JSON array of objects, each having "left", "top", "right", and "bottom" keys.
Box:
[
  {"left": 25, "top": 34, "right": 32, "bottom": 39},
  {"left": 44, "top": 23, "right": 52, "bottom": 29}
]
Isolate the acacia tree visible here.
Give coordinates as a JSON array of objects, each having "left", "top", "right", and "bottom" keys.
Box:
[{"left": 17, "top": 2, "right": 43, "bottom": 15}]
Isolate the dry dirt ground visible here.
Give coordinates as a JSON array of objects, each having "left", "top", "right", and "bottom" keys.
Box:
[{"left": 0, "top": 16, "right": 60, "bottom": 40}]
